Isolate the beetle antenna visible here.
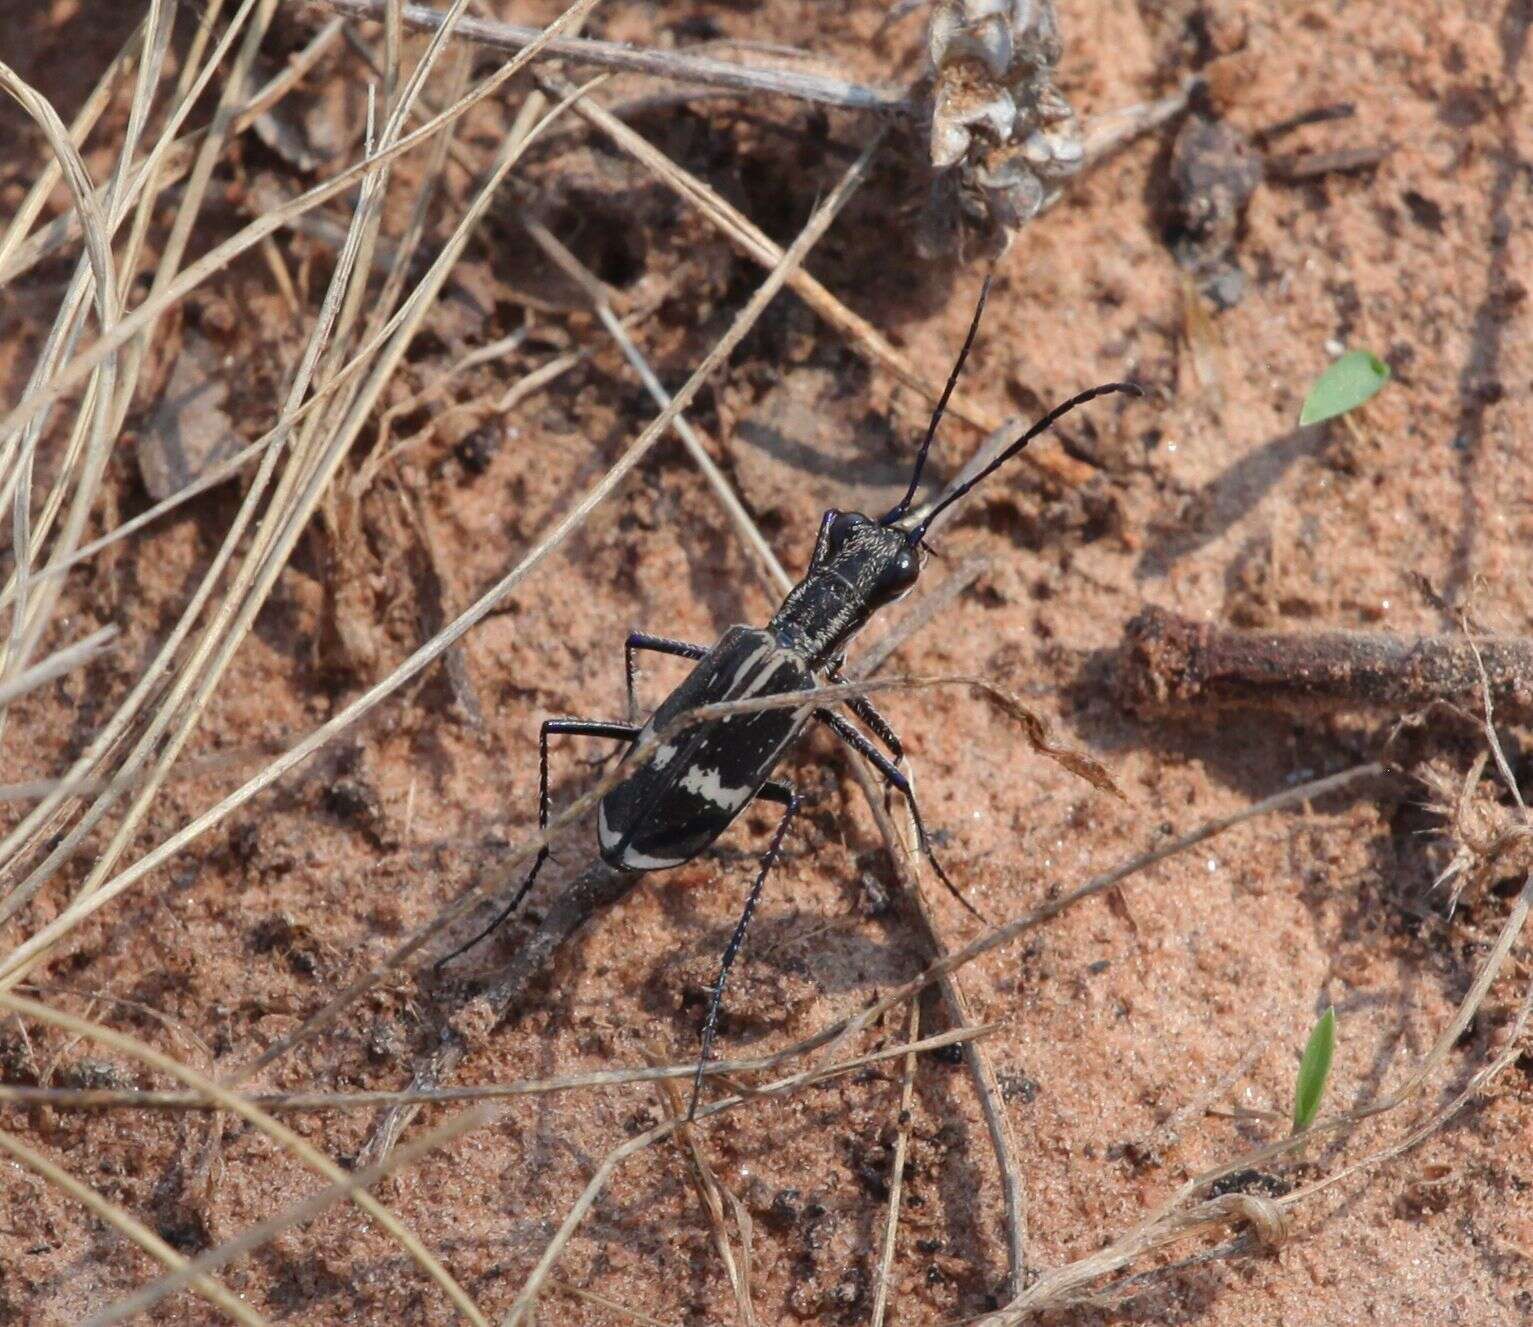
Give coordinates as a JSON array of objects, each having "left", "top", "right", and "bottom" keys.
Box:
[
  {"left": 906, "top": 381, "right": 1143, "bottom": 542},
  {"left": 880, "top": 272, "right": 994, "bottom": 526}
]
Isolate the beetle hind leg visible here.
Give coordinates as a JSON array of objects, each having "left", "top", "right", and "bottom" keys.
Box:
[
  {"left": 689, "top": 779, "right": 801, "bottom": 1121},
  {"left": 435, "top": 718, "right": 639, "bottom": 970}
]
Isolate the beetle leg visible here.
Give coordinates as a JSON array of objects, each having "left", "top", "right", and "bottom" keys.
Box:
[
  {"left": 815, "top": 709, "right": 988, "bottom": 924},
  {"left": 751, "top": 779, "right": 795, "bottom": 806},
  {"left": 825, "top": 661, "right": 904, "bottom": 763},
  {"left": 436, "top": 718, "right": 639, "bottom": 970},
  {"left": 690, "top": 781, "right": 802, "bottom": 1120},
  {"left": 625, "top": 631, "right": 708, "bottom": 723}
]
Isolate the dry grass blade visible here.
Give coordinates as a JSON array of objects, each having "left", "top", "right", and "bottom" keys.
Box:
[
  {"left": 0, "top": 128, "right": 380, "bottom": 931},
  {"left": 0, "top": 11, "right": 601, "bottom": 979},
  {"left": 83, "top": 1106, "right": 497, "bottom": 1327},
  {"left": 2, "top": 2, "right": 198, "bottom": 708},
  {"left": 871, "top": 1002, "right": 921, "bottom": 1327},
  {"left": 0, "top": 273, "right": 472, "bottom": 615},
  {"left": 0, "top": 0, "right": 599, "bottom": 450},
  {"left": 0, "top": 992, "right": 488, "bottom": 1325},
  {"left": 0, "top": 1128, "right": 269, "bottom": 1327},
  {"left": 0, "top": 625, "right": 117, "bottom": 706},
  {"left": 0, "top": 56, "right": 122, "bottom": 687},
  {"left": 1, "top": 1023, "right": 991, "bottom": 1114},
  {"left": 0, "top": 17, "right": 140, "bottom": 271},
  {"left": 0, "top": 0, "right": 277, "bottom": 920},
  {"left": 18, "top": 4, "right": 311, "bottom": 922},
  {"left": 0, "top": 74, "right": 384, "bottom": 933},
  {"left": 0, "top": 10, "right": 345, "bottom": 290}
]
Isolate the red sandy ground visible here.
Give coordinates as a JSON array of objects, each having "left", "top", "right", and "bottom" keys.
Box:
[{"left": 0, "top": 1, "right": 1530, "bottom": 1324}]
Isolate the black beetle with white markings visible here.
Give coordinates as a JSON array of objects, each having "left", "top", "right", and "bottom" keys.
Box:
[{"left": 445, "top": 280, "right": 1138, "bottom": 1115}]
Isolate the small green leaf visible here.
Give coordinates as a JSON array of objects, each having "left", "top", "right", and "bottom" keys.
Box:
[
  {"left": 1291, "top": 1006, "right": 1336, "bottom": 1134},
  {"left": 1299, "top": 351, "right": 1390, "bottom": 426}
]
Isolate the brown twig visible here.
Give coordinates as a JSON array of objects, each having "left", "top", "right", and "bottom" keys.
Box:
[
  {"left": 1266, "top": 144, "right": 1392, "bottom": 182},
  {"left": 1115, "top": 607, "right": 1533, "bottom": 721}
]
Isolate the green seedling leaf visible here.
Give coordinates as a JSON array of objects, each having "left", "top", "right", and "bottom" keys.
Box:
[
  {"left": 1299, "top": 350, "right": 1390, "bottom": 426},
  {"left": 1291, "top": 1005, "right": 1336, "bottom": 1134}
]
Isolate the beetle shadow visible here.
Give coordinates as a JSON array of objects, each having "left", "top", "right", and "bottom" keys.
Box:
[
  {"left": 1066, "top": 640, "right": 1389, "bottom": 804},
  {"left": 1134, "top": 425, "right": 1325, "bottom": 581}
]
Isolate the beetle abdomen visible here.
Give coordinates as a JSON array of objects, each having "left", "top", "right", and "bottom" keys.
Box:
[{"left": 599, "top": 626, "right": 812, "bottom": 871}]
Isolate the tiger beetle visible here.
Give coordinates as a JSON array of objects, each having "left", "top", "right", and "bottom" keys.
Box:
[{"left": 443, "top": 279, "right": 1138, "bottom": 1116}]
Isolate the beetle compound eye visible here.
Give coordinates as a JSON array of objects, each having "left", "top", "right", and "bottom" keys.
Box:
[
  {"left": 871, "top": 549, "right": 920, "bottom": 607},
  {"left": 827, "top": 512, "right": 864, "bottom": 548}
]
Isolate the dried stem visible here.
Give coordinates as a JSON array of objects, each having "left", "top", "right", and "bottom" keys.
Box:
[
  {"left": 316, "top": 0, "right": 906, "bottom": 111},
  {"left": 871, "top": 1002, "right": 921, "bottom": 1327}
]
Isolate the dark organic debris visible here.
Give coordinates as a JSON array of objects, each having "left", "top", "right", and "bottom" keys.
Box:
[{"left": 1167, "top": 115, "right": 1264, "bottom": 310}]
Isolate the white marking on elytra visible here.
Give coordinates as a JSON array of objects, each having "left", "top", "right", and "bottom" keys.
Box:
[
  {"left": 600, "top": 802, "right": 684, "bottom": 870},
  {"left": 597, "top": 801, "right": 620, "bottom": 854},
  {"left": 652, "top": 742, "right": 679, "bottom": 770},
  {"left": 620, "top": 844, "right": 687, "bottom": 870},
  {"left": 725, "top": 638, "right": 773, "bottom": 694},
  {"left": 680, "top": 765, "right": 755, "bottom": 812}
]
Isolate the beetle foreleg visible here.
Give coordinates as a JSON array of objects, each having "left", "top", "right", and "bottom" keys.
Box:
[
  {"left": 816, "top": 709, "right": 988, "bottom": 924},
  {"left": 689, "top": 781, "right": 802, "bottom": 1120},
  {"left": 825, "top": 661, "right": 905, "bottom": 764}
]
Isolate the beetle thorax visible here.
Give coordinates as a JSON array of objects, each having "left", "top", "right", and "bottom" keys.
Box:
[{"left": 768, "top": 517, "right": 918, "bottom": 666}]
